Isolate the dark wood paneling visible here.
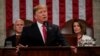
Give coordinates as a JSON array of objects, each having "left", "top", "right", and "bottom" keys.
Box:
[{"left": 20, "top": 47, "right": 71, "bottom": 56}]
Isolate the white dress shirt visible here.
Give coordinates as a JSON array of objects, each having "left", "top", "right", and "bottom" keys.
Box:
[{"left": 37, "top": 21, "right": 46, "bottom": 43}]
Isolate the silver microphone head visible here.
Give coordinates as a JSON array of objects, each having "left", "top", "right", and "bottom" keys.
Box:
[{"left": 43, "top": 21, "right": 48, "bottom": 27}]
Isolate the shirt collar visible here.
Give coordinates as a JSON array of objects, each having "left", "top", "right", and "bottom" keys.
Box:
[
  {"left": 37, "top": 21, "right": 43, "bottom": 28},
  {"left": 16, "top": 33, "right": 21, "bottom": 36}
]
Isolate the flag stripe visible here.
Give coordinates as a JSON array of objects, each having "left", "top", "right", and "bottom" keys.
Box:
[
  {"left": 26, "top": 0, "right": 33, "bottom": 21},
  {"left": 33, "top": 0, "right": 39, "bottom": 8},
  {"left": 6, "top": 0, "right": 13, "bottom": 31},
  {"left": 39, "top": 0, "right": 46, "bottom": 5},
  {"left": 13, "top": 0, "right": 20, "bottom": 23},
  {"left": 52, "top": 0, "right": 59, "bottom": 26},
  {"left": 72, "top": 0, "right": 79, "bottom": 20},
  {"left": 59, "top": 0, "right": 66, "bottom": 28},
  {"left": 33, "top": 0, "right": 39, "bottom": 22},
  {"left": 46, "top": 0, "right": 52, "bottom": 24},
  {"left": 86, "top": 0, "right": 93, "bottom": 27},
  {"left": 79, "top": 0, "right": 86, "bottom": 20},
  {"left": 20, "top": 0, "right": 26, "bottom": 20},
  {"left": 65, "top": 0, "right": 73, "bottom": 21}
]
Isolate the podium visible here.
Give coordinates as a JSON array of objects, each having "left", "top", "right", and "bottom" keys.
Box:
[
  {"left": 0, "top": 46, "right": 72, "bottom": 56},
  {"left": 0, "top": 46, "right": 100, "bottom": 56},
  {"left": 0, "top": 47, "right": 17, "bottom": 56},
  {"left": 77, "top": 47, "right": 100, "bottom": 56},
  {"left": 19, "top": 46, "right": 72, "bottom": 56}
]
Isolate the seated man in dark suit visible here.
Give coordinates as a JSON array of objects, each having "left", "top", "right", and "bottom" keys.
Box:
[
  {"left": 19, "top": 5, "right": 69, "bottom": 47},
  {"left": 5, "top": 19, "right": 24, "bottom": 47}
]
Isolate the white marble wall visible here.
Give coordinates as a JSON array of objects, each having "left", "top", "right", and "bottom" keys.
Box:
[
  {"left": 93, "top": 0, "right": 100, "bottom": 46},
  {"left": 0, "top": 0, "right": 6, "bottom": 47}
]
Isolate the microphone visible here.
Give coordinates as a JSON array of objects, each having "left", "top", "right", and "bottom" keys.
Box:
[
  {"left": 43, "top": 21, "right": 49, "bottom": 31},
  {"left": 43, "top": 21, "right": 48, "bottom": 27}
]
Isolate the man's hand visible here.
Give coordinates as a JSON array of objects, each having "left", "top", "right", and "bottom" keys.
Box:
[
  {"left": 70, "top": 46, "right": 77, "bottom": 53},
  {"left": 16, "top": 44, "right": 28, "bottom": 53}
]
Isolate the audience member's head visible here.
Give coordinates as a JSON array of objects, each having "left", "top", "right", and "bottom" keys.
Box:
[
  {"left": 33, "top": 4, "right": 48, "bottom": 24},
  {"left": 14, "top": 19, "right": 24, "bottom": 35},
  {"left": 72, "top": 19, "right": 95, "bottom": 46},
  {"left": 72, "top": 20, "right": 86, "bottom": 35}
]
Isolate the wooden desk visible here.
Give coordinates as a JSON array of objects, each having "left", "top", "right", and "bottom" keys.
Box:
[
  {"left": 63, "top": 34, "right": 77, "bottom": 46},
  {"left": 19, "top": 46, "right": 72, "bottom": 56},
  {"left": 77, "top": 47, "right": 100, "bottom": 56},
  {"left": 0, "top": 47, "right": 100, "bottom": 56},
  {"left": 0, "top": 47, "right": 17, "bottom": 56},
  {"left": 0, "top": 48, "right": 3, "bottom": 56}
]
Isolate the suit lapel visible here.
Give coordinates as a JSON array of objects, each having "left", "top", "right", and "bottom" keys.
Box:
[
  {"left": 45, "top": 25, "right": 54, "bottom": 45},
  {"left": 31, "top": 23, "right": 45, "bottom": 44}
]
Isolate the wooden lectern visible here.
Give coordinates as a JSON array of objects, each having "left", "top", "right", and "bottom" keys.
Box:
[{"left": 19, "top": 46, "right": 71, "bottom": 56}]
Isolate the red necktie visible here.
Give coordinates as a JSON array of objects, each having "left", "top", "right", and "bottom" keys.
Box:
[{"left": 42, "top": 25, "right": 47, "bottom": 42}]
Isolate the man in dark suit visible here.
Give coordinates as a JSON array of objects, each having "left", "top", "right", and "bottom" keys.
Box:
[
  {"left": 5, "top": 19, "right": 24, "bottom": 47},
  {"left": 19, "top": 5, "right": 69, "bottom": 47}
]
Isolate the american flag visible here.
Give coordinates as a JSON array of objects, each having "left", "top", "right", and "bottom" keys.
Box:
[{"left": 6, "top": 0, "right": 93, "bottom": 35}]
